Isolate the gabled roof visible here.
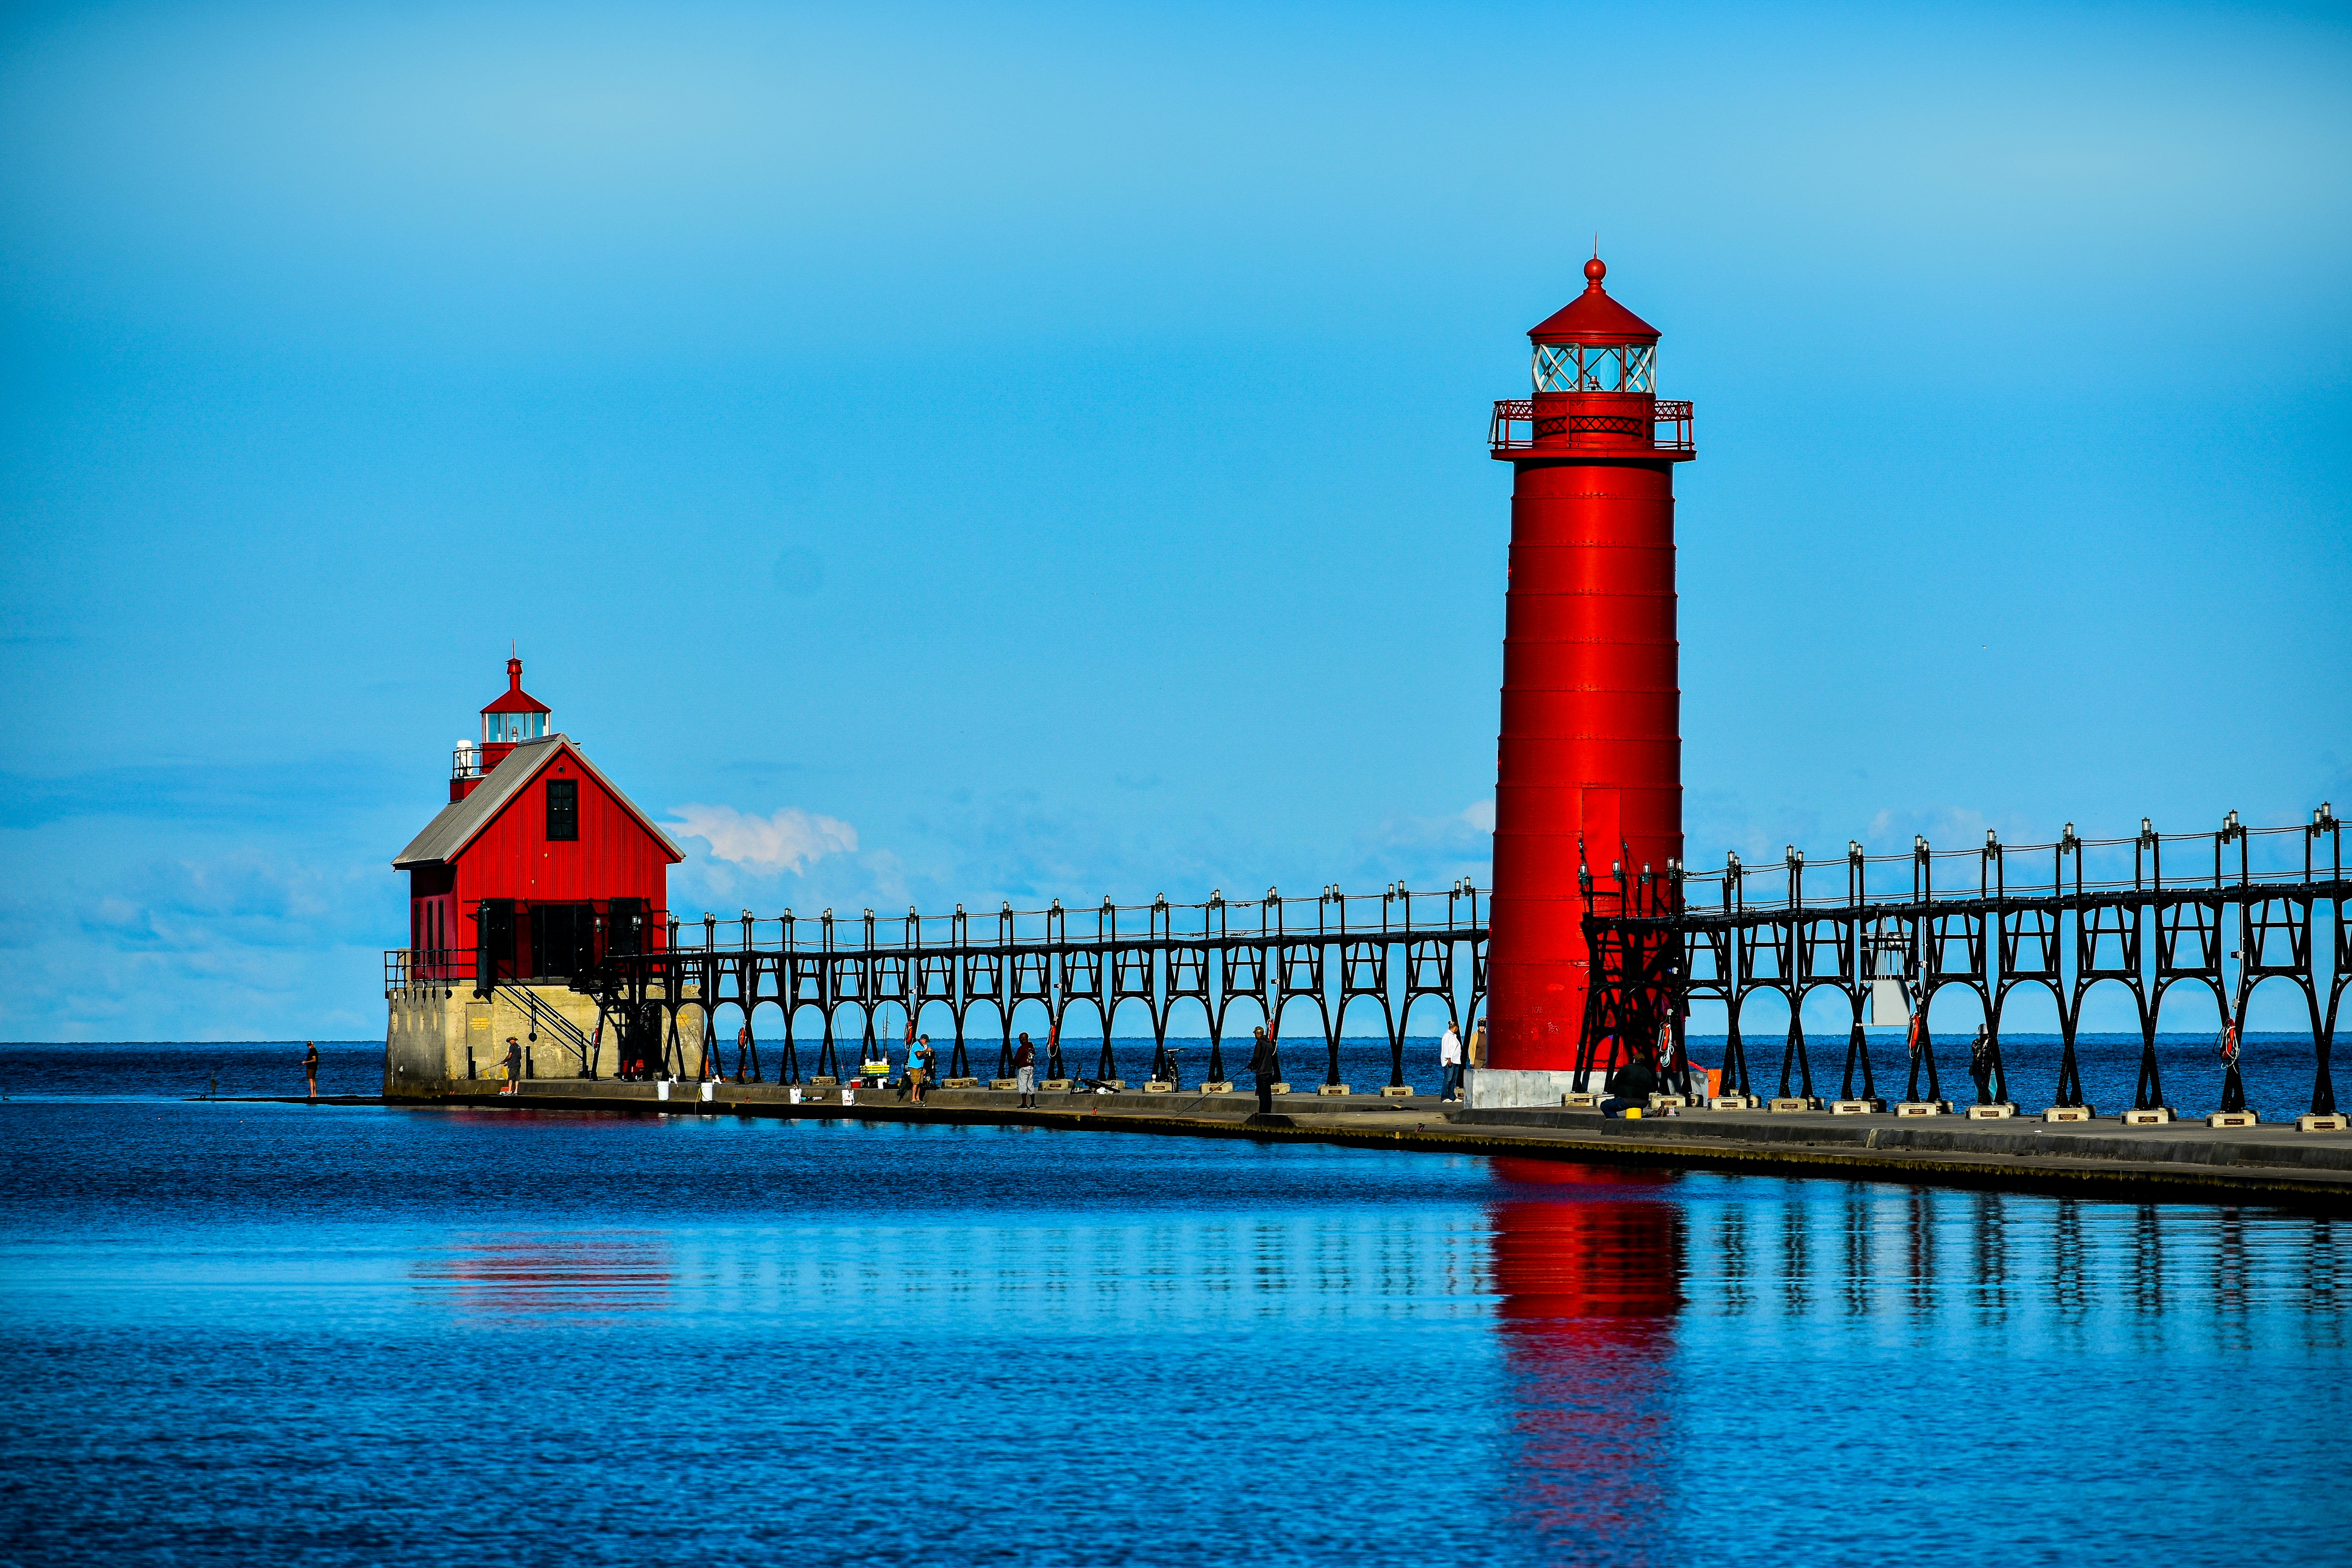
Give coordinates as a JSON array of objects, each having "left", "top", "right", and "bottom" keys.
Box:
[{"left": 392, "top": 735, "right": 685, "bottom": 869}]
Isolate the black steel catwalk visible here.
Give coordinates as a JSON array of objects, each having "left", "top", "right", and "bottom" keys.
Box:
[
  {"left": 1577, "top": 807, "right": 2350, "bottom": 1116},
  {"left": 581, "top": 883, "right": 1488, "bottom": 1091}
]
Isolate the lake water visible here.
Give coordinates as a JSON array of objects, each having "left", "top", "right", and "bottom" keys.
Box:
[
  {"left": 7, "top": 1031, "right": 2328, "bottom": 1121},
  {"left": 3, "top": 1045, "right": 2347, "bottom": 1566}
]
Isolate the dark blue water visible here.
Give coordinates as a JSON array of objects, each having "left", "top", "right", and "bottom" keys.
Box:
[
  {"left": 2, "top": 1033, "right": 2329, "bottom": 1120},
  {"left": 3, "top": 1049, "right": 2348, "bottom": 1565}
]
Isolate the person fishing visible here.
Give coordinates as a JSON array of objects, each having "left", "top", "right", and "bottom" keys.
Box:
[
  {"left": 1598, "top": 1039, "right": 1657, "bottom": 1119},
  {"left": 301, "top": 1041, "right": 320, "bottom": 1101},
  {"left": 1249, "top": 1025, "right": 1279, "bottom": 1116}
]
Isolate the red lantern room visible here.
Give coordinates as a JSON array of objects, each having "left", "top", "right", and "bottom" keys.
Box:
[
  {"left": 1485, "top": 256, "right": 1694, "bottom": 1082},
  {"left": 465, "top": 654, "right": 552, "bottom": 794},
  {"left": 393, "top": 656, "right": 682, "bottom": 987}
]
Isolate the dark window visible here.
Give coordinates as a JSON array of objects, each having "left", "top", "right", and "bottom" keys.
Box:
[
  {"left": 546, "top": 778, "right": 578, "bottom": 841},
  {"left": 606, "top": 898, "right": 644, "bottom": 956}
]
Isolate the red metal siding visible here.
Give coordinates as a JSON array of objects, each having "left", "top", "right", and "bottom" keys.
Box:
[
  {"left": 448, "top": 749, "right": 673, "bottom": 914},
  {"left": 1485, "top": 262, "right": 1690, "bottom": 1075},
  {"left": 1486, "top": 455, "right": 1682, "bottom": 1071}
]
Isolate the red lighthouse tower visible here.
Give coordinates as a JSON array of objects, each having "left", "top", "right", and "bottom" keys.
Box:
[{"left": 1485, "top": 257, "right": 1693, "bottom": 1079}]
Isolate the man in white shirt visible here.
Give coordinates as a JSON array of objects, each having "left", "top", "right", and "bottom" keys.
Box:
[{"left": 1439, "top": 1022, "right": 1464, "bottom": 1101}]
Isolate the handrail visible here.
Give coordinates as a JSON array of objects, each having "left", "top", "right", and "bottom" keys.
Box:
[
  {"left": 495, "top": 983, "right": 599, "bottom": 1076},
  {"left": 1489, "top": 396, "right": 1695, "bottom": 453}
]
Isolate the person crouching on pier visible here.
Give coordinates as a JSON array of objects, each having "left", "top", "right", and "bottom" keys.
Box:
[
  {"left": 1013, "top": 1032, "right": 1038, "bottom": 1107},
  {"left": 1249, "top": 1026, "right": 1279, "bottom": 1116},
  {"left": 1598, "top": 1046, "right": 1655, "bottom": 1118}
]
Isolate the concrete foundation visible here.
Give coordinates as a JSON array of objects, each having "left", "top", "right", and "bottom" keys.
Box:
[{"left": 384, "top": 981, "right": 703, "bottom": 1097}]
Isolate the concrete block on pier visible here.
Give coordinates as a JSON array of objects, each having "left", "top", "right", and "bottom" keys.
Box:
[
  {"left": 1270, "top": 1082, "right": 1291, "bottom": 1094},
  {"left": 939, "top": 1077, "right": 978, "bottom": 1088},
  {"left": 2207, "top": 1110, "right": 2260, "bottom": 1129},
  {"left": 1319, "top": 1084, "right": 1351, "bottom": 1097},
  {"left": 2042, "top": 1105, "right": 2094, "bottom": 1122},
  {"left": 1200, "top": 1080, "right": 1234, "bottom": 1092},
  {"left": 1041, "top": 1078, "right": 1073, "bottom": 1091},
  {"left": 1144, "top": 1081, "right": 1173, "bottom": 1093},
  {"left": 1768, "top": 1097, "right": 1820, "bottom": 1113},
  {"left": 810, "top": 1076, "right": 839, "bottom": 1087},
  {"left": 1563, "top": 1091, "right": 1602, "bottom": 1107},
  {"left": 1709, "top": 1094, "right": 1759, "bottom": 1110},
  {"left": 1895, "top": 1101, "right": 1950, "bottom": 1117},
  {"left": 1966, "top": 1103, "right": 2018, "bottom": 1120},
  {"left": 1468, "top": 1066, "right": 1601, "bottom": 1110},
  {"left": 2122, "top": 1107, "right": 2174, "bottom": 1125},
  {"left": 989, "top": 1078, "right": 1018, "bottom": 1091},
  {"left": 1381, "top": 1085, "right": 1414, "bottom": 1099},
  {"left": 2297, "top": 1113, "right": 2348, "bottom": 1132},
  {"left": 1830, "top": 1099, "right": 1881, "bottom": 1115},
  {"left": 1648, "top": 1094, "right": 1691, "bottom": 1110}
]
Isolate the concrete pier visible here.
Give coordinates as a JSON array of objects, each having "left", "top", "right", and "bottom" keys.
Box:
[{"left": 269, "top": 1079, "right": 2352, "bottom": 1209}]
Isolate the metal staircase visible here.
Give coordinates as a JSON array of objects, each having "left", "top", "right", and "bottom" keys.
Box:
[{"left": 495, "top": 984, "right": 601, "bottom": 1076}]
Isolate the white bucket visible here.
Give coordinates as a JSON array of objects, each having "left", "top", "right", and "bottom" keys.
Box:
[{"left": 655, "top": 1080, "right": 670, "bottom": 1102}]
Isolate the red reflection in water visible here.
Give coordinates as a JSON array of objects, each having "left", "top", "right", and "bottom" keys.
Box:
[
  {"left": 413, "top": 1236, "right": 673, "bottom": 1320},
  {"left": 1488, "top": 1160, "right": 1682, "bottom": 1561}
]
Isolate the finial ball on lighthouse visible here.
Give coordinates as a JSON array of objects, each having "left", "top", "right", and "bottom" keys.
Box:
[{"left": 1584, "top": 256, "right": 1606, "bottom": 284}]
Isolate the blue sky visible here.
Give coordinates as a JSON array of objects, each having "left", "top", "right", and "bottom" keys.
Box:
[{"left": 2, "top": 0, "right": 2346, "bottom": 1040}]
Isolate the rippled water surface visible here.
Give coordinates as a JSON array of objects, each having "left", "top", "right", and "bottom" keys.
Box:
[{"left": 3, "top": 1048, "right": 2347, "bottom": 1566}]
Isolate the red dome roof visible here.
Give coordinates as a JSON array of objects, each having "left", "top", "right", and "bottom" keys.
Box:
[
  {"left": 481, "top": 655, "right": 550, "bottom": 715},
  {"left": 1527, "top": 257, "right": 1660, "bottom": 346}
]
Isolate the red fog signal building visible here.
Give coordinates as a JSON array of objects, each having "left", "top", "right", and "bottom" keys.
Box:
[
  {"left": 394, "top": 657, "right": 682, "bottom": 983},
  {"left": 385, "top": 659, "right": 687, "bottom": 1092}
]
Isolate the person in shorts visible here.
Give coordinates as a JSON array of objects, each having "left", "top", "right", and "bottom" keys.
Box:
[
  {"left": 1013, "top": 1032, "right": 1038, "bottom": 1108},
  {"left": 301, "top": 1041, "right": 320, "bottom": 1101},
  {"left": 910, "top": 1036, "right": 936, "bottom": 1105}
]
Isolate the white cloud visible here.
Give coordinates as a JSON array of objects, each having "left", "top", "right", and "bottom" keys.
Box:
[
  {"left": 1459, "top": 799, "right": 1495, "bottom": 833},
  {"left": 666, "top": 804, "right": 858, "bottom": 874}
]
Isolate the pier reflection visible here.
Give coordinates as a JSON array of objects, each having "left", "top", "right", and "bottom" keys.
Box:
[{"left": 1486, "top": 1160, "right": 1682, "bottom": 1558}]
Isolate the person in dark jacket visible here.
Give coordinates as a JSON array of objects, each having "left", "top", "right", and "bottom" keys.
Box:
[
  {"left": 1013, "top": 1033, "right": 1038, "bottom": 1108},
  {"left": 1968, "top": 1025, "right": 1995, "bottom": 1103},
  {"left": 1249, "top": 1025, "right": 1279, "bottom": 1115},
  {"left": 1598, "top": 1049, "right": 1656, "bottom": 1118}
]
